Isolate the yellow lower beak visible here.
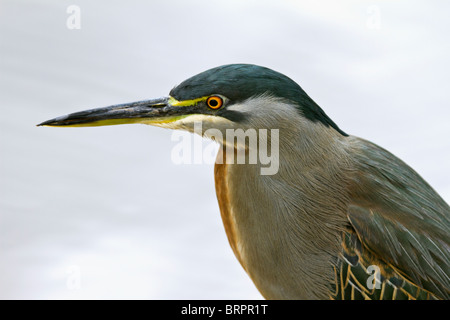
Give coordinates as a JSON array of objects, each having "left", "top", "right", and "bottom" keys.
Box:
[{"left": 37, "top": 97, "right": 188, "bottom": 127}]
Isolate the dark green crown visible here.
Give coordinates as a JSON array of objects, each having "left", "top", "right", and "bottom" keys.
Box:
[{"left": 170, "top": 64, "right": 347, "bottom": 136}]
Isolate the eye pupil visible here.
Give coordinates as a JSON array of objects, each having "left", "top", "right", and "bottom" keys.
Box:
[{"left": 207, "top": 96, "right": 223, "bottom": 109}]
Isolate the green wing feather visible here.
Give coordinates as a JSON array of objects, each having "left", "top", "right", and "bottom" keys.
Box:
[{"left": 333, "top": 138, "right": 450, "bottom": 300}]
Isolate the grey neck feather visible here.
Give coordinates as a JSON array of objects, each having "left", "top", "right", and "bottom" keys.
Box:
[{"left": 216, "top": 97, "right": 353, "bottom": 299}]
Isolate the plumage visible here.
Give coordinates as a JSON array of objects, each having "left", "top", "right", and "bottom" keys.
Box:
[
  {"left": 344, "top": 138, "right": 450, "bottom": 299},
  {"left": 170, "top": 64, "right": 347, "bottom": 135},
  {"left": 39, "top": 63, "right": 450, "bottom": 300},
  {"left": 215, "top": 131, "right": 450, "bottom": 299}
]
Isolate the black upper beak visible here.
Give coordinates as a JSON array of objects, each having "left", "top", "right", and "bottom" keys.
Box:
[{"left": 37, "top": 97, "right": 173, "bottom": 127}]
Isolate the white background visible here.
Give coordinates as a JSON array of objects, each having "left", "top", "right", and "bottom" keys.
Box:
[{"left": 1, "top": 0, "right": 449, "bottom": 299}]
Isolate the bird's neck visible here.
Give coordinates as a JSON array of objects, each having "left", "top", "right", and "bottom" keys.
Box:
[{"left": 215, "top": 123, "right": 352, "bottom": 299}]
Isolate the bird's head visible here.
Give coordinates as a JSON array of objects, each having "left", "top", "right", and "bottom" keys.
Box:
[{"left": 38, "top": 64, "right": 347, "bottom": 145}]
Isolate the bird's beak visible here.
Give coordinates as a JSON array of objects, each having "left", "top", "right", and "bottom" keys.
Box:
[{"left": 37, "top": 97, "right": 189, "bottom": 127}]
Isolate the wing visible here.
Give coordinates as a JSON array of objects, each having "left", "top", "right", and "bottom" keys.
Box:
[
  {"left": 331, "top": 228, "right": 443, "bottom": 300},
  {"left": 342, "top": 137, "right": 450, "bottom": 299}
]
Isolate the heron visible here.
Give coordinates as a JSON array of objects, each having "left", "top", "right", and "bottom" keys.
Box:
[{"left": 38, "top": 64, "right": 449, "bottom": 300}]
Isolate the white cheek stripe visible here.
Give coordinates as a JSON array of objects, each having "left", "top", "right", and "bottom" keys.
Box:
[{"left": 150, "top": 114, "right": 234, "bottom": 129}]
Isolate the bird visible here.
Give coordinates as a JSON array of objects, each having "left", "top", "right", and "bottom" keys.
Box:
[{"left": 38, "top": 63, "right": 450, "bottom": 300}]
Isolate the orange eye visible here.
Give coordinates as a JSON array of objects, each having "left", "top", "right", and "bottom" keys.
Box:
[{"left": 206, "top": 96, "right": 223, "bottom": 110}]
